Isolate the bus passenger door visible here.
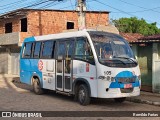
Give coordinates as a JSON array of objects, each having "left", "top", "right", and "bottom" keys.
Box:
[
  {"left": 64, "top": 40, "right": 74, "bottom": 92},
  {"left": 56, "top": 40, "right": 74, "bottom": 92},
  {"left": 56, "top": 41, "right": 65, "bottom": 91}
]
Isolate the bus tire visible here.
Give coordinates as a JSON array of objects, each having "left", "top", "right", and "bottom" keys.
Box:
[
  {"left": 114, "top": 97, "right": 126, "bottom": 103},
  {"left": 33, "top": 78, "right": 44, "bottom": 95},
  {"left": 78, "top": 84, "right": 90, "bottom": 106}
]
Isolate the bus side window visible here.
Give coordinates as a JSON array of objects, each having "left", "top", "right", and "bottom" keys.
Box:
[
  {"left": 57, "top": 42, "right": 65, "bottom": 59},
  {"left": 75, "top": 37, "right": 94, "bottom": 63},
  {"left": 65, "top": 40, "right": 74, "bottom": 73},
  {"left": 23, "top": 42, "right": 33, "bottom": 58},
  {"left": 66, "top": 40, "right": 74, "bottom": 59},
  {"left": 33, "top": 42, "right": 41, "bottom": 58},
  {"left": 41, "top": 41, "right": 54, "bottom": 59}
]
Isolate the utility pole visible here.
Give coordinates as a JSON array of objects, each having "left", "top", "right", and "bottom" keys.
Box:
[{"left": 76, "top": 0, "right": 86, "bottom": 30}]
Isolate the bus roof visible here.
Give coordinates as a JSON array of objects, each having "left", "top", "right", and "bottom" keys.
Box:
[
  {"left": 24, "top": 30, "right": 90, "bottom": 42},
  {"left": 23, "top": 30, "right": 120, "bottom": 43}
]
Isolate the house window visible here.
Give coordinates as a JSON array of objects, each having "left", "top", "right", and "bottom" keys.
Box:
[
  {"left": 67, "top": 22, "right": 74, "bottom": 29},
  {"left": 5, "top": 23, "right": 12, "bottom": 33},
  {"left": 21, "top": 18, "right": 27, "bottom": 32}
]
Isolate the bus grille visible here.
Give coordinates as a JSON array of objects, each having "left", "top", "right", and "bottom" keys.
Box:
[
  {"left": 120, "top": 88, "right": 134, "bottom": 93},
  {"left": 117, "top": 77, "right": 136, "bottom": 83}
]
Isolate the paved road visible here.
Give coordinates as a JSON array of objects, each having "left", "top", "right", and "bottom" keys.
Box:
[{"left": 0, "top": 75, "right": 159, "bottom": 120}]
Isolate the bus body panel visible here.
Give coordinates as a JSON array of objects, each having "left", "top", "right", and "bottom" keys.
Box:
[
  {"left": 73, "top": 60, "right": 97, "bottom": 97},
  {"left": 20, "top": 37, "right": 35, "bottom": 85},
  {"left": 40, "top": 59, "right": 56, "bottom": 90},
  {"left": 20, "top": 58, "right": 33, "bottom": 85}
]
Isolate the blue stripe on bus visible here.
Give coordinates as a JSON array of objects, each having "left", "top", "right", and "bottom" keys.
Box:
[
  {"left": 24, "top": 36, "right": 36, "bottom": 42},
  {"left": 109, "top": 71, "right": 140, "bottom": 88}
]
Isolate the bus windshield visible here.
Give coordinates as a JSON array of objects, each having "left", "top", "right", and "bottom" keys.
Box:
[{"left": 89, "top": 31, "right": 137, "bottom": 67}]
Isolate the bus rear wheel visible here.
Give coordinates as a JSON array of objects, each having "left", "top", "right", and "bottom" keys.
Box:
[
  {"left": 114, "top": 97, "right": 126, "bottom": 103},
  {"left": 78, "top": 84, "right": 90, "bottom": 106},
  {"left": 33, "top": 78, "right": 44, "bottom": 95}
]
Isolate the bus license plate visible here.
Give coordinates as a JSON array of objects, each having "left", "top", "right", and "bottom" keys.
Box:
[{"left": 124, "top": 84, "right": 132, "bottom": 88}]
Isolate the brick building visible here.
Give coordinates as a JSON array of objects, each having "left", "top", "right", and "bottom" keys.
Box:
[{"left": 0, "top": 8, "right": 109, "bottom": 75}]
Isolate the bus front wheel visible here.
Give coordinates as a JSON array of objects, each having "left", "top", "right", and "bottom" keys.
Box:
[
  {"left": 78, "top": 84, "right": 90, "bottom": 106},
  {"left": 33, "top": 78, "right": 44, "bottom": 95},
  {"left": 114, "top": 97, "right": 126, "bottom": 103}
]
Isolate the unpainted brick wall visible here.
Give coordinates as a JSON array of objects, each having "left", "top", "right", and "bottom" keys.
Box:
[
  {"left": 0, "top": 16, "right": 22, "bottom": 34},
  {"left": 27, "top": 11, "right": 109, "bottom": 36},
  {"left": 0, "top": 10, "right": 109, "bottom": 43}
]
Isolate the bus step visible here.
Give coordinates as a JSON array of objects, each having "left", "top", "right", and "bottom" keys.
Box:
[{"left": 56, "top": 90, "right": 71, "bottom": 96}]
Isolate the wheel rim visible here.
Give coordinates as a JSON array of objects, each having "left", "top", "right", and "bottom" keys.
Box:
[{"left": 79, "top": 88, "right": 86, "bottom": 103}]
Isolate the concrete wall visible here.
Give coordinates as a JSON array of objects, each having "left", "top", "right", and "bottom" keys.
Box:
[
  {"left": 152, "top": 43, "right": 160, "bottom": 93},
  {"left": 132, "top": 43, "right": 160, "bottom": 93},
  {"left": 131, "top": 44, "right": 138, "bottom": 59},
  {"left": 0, "top": 47, "right": 8, "bottom": 74}
]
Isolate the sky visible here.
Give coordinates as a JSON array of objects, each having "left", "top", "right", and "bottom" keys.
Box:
[{"left": 0, "top": 0, "right": 160, "bottom": 28}]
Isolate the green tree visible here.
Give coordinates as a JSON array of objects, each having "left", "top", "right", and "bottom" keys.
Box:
[{"left": 112, "top": 17, "right": 160, "bottom": 36}]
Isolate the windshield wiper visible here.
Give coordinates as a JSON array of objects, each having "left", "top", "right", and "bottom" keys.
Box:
[
  {"left": 112, "top": 58, "right": 126, "bottom": 65},
  {"left": 114, "top": 56, "right": 137, "bottom": 64},
  {"left": 101, "top": 58, "right": 126, "bottom": 65}
]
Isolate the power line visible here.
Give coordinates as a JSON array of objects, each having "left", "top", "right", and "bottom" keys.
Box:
[
  {"left": 0, "top": 0, "right": 42, "bottom": 13},
  {"left": 111, "top": 8, "right": 160, "bottom": 14},
  {"left": 39, "top": 0, "right": 69, "bottom": 9},
  {"left": 38, "top": 1, "right": 57, "bottom": 9},
  {"left": 0, "top": 0, "right": 30, "bottom": 10},
  {"left": 69, "top": 0, "right": 75, "bottom": 10},
  {"left": 58, "top": 5, "right": 73, "bottom": 10},
  {"left": 119, "top": 0, "right": 160, "bottom": 14},
  {"left": 24, "top": 0, "right": 54, "bottom": 8},
  {"left": 93, "top": 0, "right": 160, "bottom": 26},
  {"left": 0, "top": 0, "right": 25, "bottom": 8},
  {"left": 93, "top": 0, "right": 138, "bottom": 16},
  {"left": 0, "top": 0, "right": 57, "bottom": 15}
]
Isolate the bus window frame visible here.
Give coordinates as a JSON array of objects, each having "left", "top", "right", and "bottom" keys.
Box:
[
  {"left": 33, "top": 41, "right": 41, "bottom": 59},
  {"left": 74, "top": 37, "right": 95, "bottom": 65},
  {"left": 22, "top": 42, "right": 34, "bottom": 59},
  {"left": 21, "top": 36, "right": 95, "bottom": 65},
  {"left": 40, "top": 40, "right": 55, "bottom": 59},
  {"left": 55, "top": 38, "right": 76, "bottom": 60}
]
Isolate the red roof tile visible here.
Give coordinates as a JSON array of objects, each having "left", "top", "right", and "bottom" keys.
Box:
[
  {"left": 138, "top": 34, "right": 160, "bottom": 40},
  {"left": 120, "top": 33, "right": 144, "bottom": 42}
]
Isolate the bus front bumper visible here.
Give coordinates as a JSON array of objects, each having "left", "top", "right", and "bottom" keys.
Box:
[{"left": 97, "top": 87, "right": 140, "bottom": 98}]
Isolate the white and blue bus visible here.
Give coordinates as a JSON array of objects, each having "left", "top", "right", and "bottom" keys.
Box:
[{"left": 20, "top": 30, "right": 141, "bottom": 105}]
